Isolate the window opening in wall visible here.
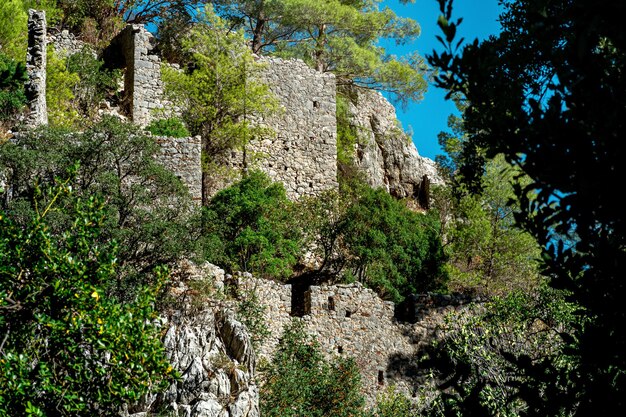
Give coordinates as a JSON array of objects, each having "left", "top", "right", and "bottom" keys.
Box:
[
  {"left": 345, "top": 310, "right": 352, "bottom": 318},
  {"left": 338, "top": 346, "right": 343, "bottom": 354},
  {"left": 378, "top": 370, "right": 385, "bottom": 385},
  {"left": 328, "top": 296, "right": 335, "bottom": 311},
  {"left": 313, "top": 100, "right": 320, "bottom": 108}
]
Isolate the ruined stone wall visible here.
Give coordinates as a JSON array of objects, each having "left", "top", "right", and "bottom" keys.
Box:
[
  {"left": 155, "top": 135, "right": 203, "bottom": 203},
  {"left": 230, "top": 269, "right": 477, "bottom": 404},
  {"left": 111, "top": 24, "right": 166, "bottom": 127},
  {"left": 302, "top": 283, "right": 416, "bottom": 399},
  {"left": 50, "top": 30, "right": 88, "bottom": 59},
  {"left": 238, "top": 274, "right": 293, "bottom": 357},
  {"left": 25, "top": 9, "right": 47, "bottom": 127},
  {"left": 223, "top": 57, "right": 338, "bottom": 200}
]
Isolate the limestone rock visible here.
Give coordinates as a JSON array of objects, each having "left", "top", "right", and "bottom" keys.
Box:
[
  {"left": 125, "top": 264, "right": 259, "bottom": 417},
  {"left": 348, "top": 88, "right": 443, "bottom": 202}
]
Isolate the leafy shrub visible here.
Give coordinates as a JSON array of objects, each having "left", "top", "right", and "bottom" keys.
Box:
[
  {"left": 0, "top": 117, "right": 199, "bottom": 296},
  {"left": 300, "top": 181, "right": 447, "bottom": 302},
  {"left": 260, "top": 320, "right": 365, "bottom": 417},
  {"left": 46, "top": 47, "right": 80, "bottom": 128},
  {"left": 202, "top": 171, "right": 301, "bottom": 280},
  {"left": 237, "top": 286, "right": 271, "bottom": 350},
  {"left": 0, "top": 52, "right": 27, "bottom": 123},
  {"left": 66, "top": 47, "right": 122, "bottom": 118},
  {"left": 147, "top": 117, "right": 190, "bottom": 138},
  {"left": 0, "top": 178, "right": 173, "bottom": 416},
  {"left": 419, "top": 285, "right": 582, "bottom": 417}
]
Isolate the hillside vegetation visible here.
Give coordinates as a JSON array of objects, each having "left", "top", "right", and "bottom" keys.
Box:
[{"left": 2, "top": 1, "right": 623, "bottom": 416}]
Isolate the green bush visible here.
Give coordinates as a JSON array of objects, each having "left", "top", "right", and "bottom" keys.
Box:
[
  {"left": 202, "top": 170, "right": 301, "bottom": 280},
  {"left": 260, "top": 320, "right": 365, "bottom": 417},
  {"left": 147, "top": 117, "right": 190, "bottom": 138},
  {"left": 0, "top": 117, "right": 199, "bottom": 297},
  {"left": 66, "top": 47, "right": 122, "bottom": 119},
  {"left": 0, "top": 177, "right": 173, "bottom": 416},
  {"left": 0, "top": 52, "right": 27, "bottom": 122},
  {"left": 300, "top": 181, "right": 447, "bottom": 302}
]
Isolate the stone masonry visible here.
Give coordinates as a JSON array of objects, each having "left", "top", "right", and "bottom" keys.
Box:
[
  {"left": 232, "top": 269, "right": 477, "bottom": 404},
  {"left": 25, "top": 9, "right": 47, "bottom": 127},
  {"left": 222, "top": 57, "right": 339, "bottom": 200},
  {"left": 50, "top": 29, "right": 88, "bottom": 59},
  {"left": 155, "top": 135, "right": 203, "bottom": 203},
  {"left": 106, "top": 24, "right": 166, "bottom": 127}
]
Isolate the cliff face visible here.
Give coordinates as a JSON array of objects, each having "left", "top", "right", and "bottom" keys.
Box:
[
  {"left": 348, "top": 89, "right": 443, "bottom": 203},
  {"left": 126, "top": 262, "right": 259, "bottom": 417}
]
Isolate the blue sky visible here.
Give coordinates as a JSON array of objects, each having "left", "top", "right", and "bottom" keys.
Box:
[{"left": 380, "top": 0, "right": 503, "bottom": 160}]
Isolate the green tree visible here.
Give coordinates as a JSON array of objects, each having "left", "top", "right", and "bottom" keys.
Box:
[
  {"left": 0, "top": 0, "right": 27, "bottom": 61},
  {"left": 436, "top": 155, "right": 543, "bottom": 296},
  {"left": 202, "top": 170, "right": 301, "bottom": 280},
  {"left": 260, "top": 320, "right": 365, "bottom": 417},
  {"left": 0, "top": 176, "right": 173, "bottom": 416},
  {"left": 216, "top": 0, "right": 428, "bottom": 105},
  {"left": 162, "top": 5, "right": 277, "bottom": 197},
  {"left": 46, "top": 47, "right": 80, "bottom": 128},
  {"left": 0, "top": 117, "right": 198, "bottom": 296},
  {"left": 420, "top": 286, "right": 581, "bottom": 417},
  {"left": 429, "top": 0, "right": 626, "bottom": 414},
  {"left": 299, "top": 181, "right": 447, "bottom": 302},
  {"left": 57, "top": 1, "right": 203, "bottom": 45}
]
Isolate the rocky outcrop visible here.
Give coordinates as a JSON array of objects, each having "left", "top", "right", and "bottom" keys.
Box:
[
  {"left": 348, "top": 88, "right": 443, "bottom": 205},
  {"left": 127, "top": 262, "right": 259, "bottom": 417}
]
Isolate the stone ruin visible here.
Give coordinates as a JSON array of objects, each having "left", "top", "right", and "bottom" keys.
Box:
[
  {"left": 221, "top": 267, "right": 480, "bottom": 405},
  {"left": 23, "top": 10, "right": 439, "bottom": 206},
  {"left": 25, "top": 10, "right": 47, "bottom": 127}
]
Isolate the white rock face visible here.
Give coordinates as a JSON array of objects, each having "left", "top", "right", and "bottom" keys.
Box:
[
  {"left": 348, "top": 88, "right": 443, "bottom": 201},
  {"left": 127, "top": 263, "right": 259, "bottom": 417}
]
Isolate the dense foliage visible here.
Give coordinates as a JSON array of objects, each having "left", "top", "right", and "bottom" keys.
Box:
[
  {"left": 430, "top": 0, "right": 626, "bottom": 414},
  {"left": 146, "top": 117, "right": 190, "bottom": 138},
  {"left": 433, "top": 154, "right": 542, "bottom": 296},
  {"left": 214, "top": 0, "right": 428, "bottom": 104},
  {"left": 202, "top": 170, "right": 301, "bottom": 280},
  {"left": 421, "top": 286, "right": 581, "bottom": 417},
  {"left": 0, "top": 178, "right": 173, "bottom": 416},
  {"left": 260, "top": 320, "right": 365, "bottom": 417},
  {"left": 0, "top": 117, "right": 198, "bottom": 297},
  {"left": 0, "top": 53, "right": 27, "bottom": 125},
  {"left": 300, "top": 181, "right": 447, "bottom": 302}
]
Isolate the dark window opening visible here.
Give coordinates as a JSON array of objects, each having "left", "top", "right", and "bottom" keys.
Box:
[
  {"left": 345, "top": 310, "right": 352, "bottom": 318},
  {"left": 313, "top": 100, "right": 320, "bottom": 108},
  {"left": 328, "top": 296, "right": 335, "bottom": 311},
  {"left": 309, "top": 182, "right": 314, "bottom": 188},
  {"left": 378, "top": 370, "right": 385, "bottom": 385},
  {"left": 338, "top": 346, "right": 343, "bottom": 354}
]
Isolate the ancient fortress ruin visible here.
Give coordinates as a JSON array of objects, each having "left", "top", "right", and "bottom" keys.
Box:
[
  {"left": 24, "top": 10, "right": 439, "bottom": 204},
  {"left": 21, "top": 11, "right": 452, "bottom": 409}
]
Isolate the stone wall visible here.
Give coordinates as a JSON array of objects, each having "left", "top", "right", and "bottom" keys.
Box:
[
  {"left": 155, "top": 135, "right": 203, "bottom": 203},
  {"left": 221, "top": 57, "right": 339, "bottom": 200},
  {"left": 302, "top": 283, "right": 416, "bottom": 399},
  {"left": 229, "top": 267, "right": 479, "bottom": 404},
  {"left": 50, "top": 29, "right": 87, "bottom": 59},
  {"left": 348, "top": 88, "right": 443, "bottom": 205},
  {"left": 25, "top": 9, "right": 47, "bottom": 127},
  {"left": 106, "top": 24, "right": 166, "bottom": 127}
]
